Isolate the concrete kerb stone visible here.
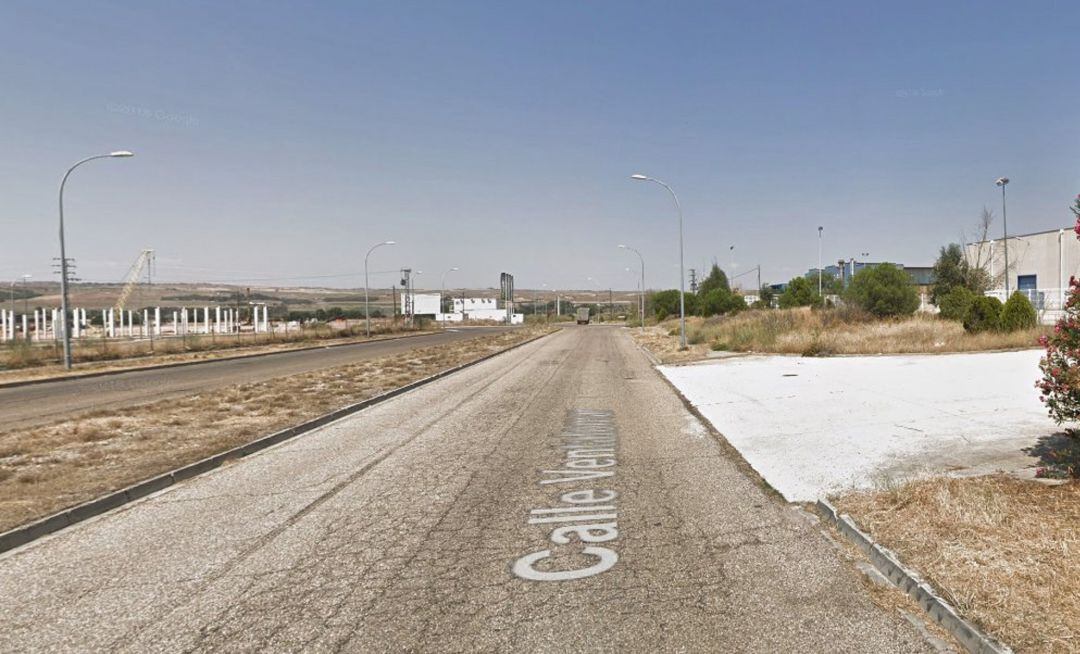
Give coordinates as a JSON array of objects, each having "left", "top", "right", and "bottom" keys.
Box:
[
  {"left": 815, "top": 499, "right": 1014, "bottom": 654},
  {"left": 0, "top": 329, "right": 557, "bottom": 556},
  {"left": 0, "top": 330, "right": 438, "bottom": 390}
]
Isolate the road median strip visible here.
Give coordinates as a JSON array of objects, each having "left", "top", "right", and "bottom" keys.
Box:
[
  {"left": 0, "top": 328, "right": 556, "bottom": 555},
  {"left": 0, "top": 330, "right": 438, "bottom": 389}
]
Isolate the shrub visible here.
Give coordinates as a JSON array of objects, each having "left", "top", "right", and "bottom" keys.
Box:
[
  {"left": 1038, "top": 194, "right": 1080, "bottom": 431},
  {"left": 844, "top": 263, "right": 919, "bottom": 317},
  {"left": 963, "top": 295, "right": 1002, "bottom": 333},
  {"left": 650, "top": 290, "right": 697, "bottom": 318},
  {"left": 698, "top": 288, "right": 730, "bottom": 317},
  {"left": 937, "top": 286, "right": 977, "bottom": 321},
  {"left": 1000, "top": 292, "right": 1038, "bottom": 332},
  {"left": 725, "top": 293, "right": 748, "bottom": 314},
  {"left": 778, "top": 277, "right": 821, "bottom": 309}
]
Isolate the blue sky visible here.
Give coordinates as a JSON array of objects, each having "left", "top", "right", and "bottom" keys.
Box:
[{"left": 1, "top": 1, "right": 1078, "bottom": 291}]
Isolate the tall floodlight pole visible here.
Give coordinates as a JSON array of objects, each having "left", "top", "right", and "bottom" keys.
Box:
[
  {"left": 364, "top": 240, "right": 396, "bottom": 337},
  {"left": 440, "top": 266, "right": 459, "bottom": 322},
  {"left": 21, "top": 275, "right": 32, "bottom": 317},
  {"left": 618, "top": 244, "right": 645, "bottom": 332},
  {"left": 631, "top": 173, "right": 686, "bottom": 348},
  {"left": 58, "top": 151, "right": 134, "bottom": 369},
  {"left": 996, "top": 177, "right": 1010, "bottom": 295},
  {"left": 817, "top": 226, "right": 823, "bottom": 296}
]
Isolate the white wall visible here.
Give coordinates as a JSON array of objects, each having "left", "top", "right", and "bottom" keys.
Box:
[
  {"left": 401, "top": 293, "right": 442, "bottom": 315},
  {"left": 453, "top": 297, "right": 497, "bottom": 312}
]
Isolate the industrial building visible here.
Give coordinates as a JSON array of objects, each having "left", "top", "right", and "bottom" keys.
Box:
[
  {"left": 400, "top": 294, "right": 524, "bottom": 324},
  {"left": 965, "top": 225, "right": 1076, "bottom": 322}
]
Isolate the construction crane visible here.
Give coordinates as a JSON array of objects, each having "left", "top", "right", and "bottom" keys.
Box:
[{"left": 115, "top": 248, "right": 155, "bottom": 314}]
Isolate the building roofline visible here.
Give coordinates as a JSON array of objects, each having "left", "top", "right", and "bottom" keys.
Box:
[{"left": 967, "top": 225, "right": 1073, "bottom": 244}]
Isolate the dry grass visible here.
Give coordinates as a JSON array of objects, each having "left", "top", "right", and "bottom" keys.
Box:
[
  {"left": 0, "top": 325, "right": 436, "bottom": 384},
  {"left": 0, "top": 327, "right": 552, "bottom": 534},
  {"left": 634, "top": 309, "right": 1048, "bottom": 362},
  {"left": 834, "top": 475, "right": 1079, "bottom": 653}
]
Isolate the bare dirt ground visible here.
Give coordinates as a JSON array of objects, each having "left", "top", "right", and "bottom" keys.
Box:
[
  {"left": 0, "top": 327, "right": 553, "bottom": 533},
  {"left": 834, "top": 475, "right": 1079, "bottom": 653}
]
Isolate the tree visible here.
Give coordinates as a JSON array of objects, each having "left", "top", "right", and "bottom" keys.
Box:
[
  {"left": 697, "top": 264, "right": 730, "bottom": 296},
  {"left": 963, "top": 295, "right": 1002, "bottom": 333},
  {"left": 778, "top": 277, "right": 821, "bottom": 309},
  {"left": 757, "top": 284, "right": 775, "bottom": 308},
  {"left": 931, "top": 244, "right": 969, "bottom": 303},
  {"left": 724, "top": 293, "right": 748, "bottom": 314},
  {"left": 844, "top": 263, "right": 919, "bottom": 317},
  {"left": 698, "top": 288, "right": 728, "bottom": 316},
  {"left": 931, "top": 243, "right": 990, "bottom": 304},
  {"left": 1000, "top": 292, "right": 1037, "bottom": 332},
  {"left": 650, "top": 290, "right": 698, "bottom": 320},
  {"left": 820, "top": 272, "right": 844, "bottom": 296}
]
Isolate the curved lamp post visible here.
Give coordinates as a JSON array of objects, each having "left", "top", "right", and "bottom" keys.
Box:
[
  {"left": 58, "top": 151, "right": 134, "bottom": 369},
  {"left": 365, "top": 240, "right": 395, "bottom": 336},
  {"left": 441, "top": 266, "right": 459, "bottom": 321},
  {"left": 630, "top": 173, "right": 686, "bottom": 348},
  {"left": 618, "top": 244, "right": 645, "bottom": 332}
]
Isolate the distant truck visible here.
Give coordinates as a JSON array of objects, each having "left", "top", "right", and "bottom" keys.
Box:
[{"left": 575, "top": 307, "right": 590, "bottom": 325}]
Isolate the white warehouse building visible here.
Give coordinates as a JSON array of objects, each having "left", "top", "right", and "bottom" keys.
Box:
[{"left": 965, "top": 225, "right": 1077, "bottom": 323}]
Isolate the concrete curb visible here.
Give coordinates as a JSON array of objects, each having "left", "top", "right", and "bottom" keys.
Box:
[
  {"left": 0, "top": 330, "right": 442, "bottom": 390},
  {"left": 0, "top": 329, "right": 555, "bottom": 556},
  {"left": 815, "top": 499, "right": 1013, "bottom": 654}
]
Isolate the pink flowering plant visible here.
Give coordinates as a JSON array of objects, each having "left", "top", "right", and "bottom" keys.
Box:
[{"left": 1035, "top": 194, "right": 1080, "bottom": 476}]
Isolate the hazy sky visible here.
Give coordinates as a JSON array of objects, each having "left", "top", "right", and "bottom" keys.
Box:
[{"left": 1, "top": 1, "right": 1078, "bottom": 292}]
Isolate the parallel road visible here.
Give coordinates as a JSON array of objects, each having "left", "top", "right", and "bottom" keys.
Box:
[
  {"left": 0, "top": 327, "right": 508, "bottom": 430},
  {"left": 0, "top": 327, "right": 934, "bottom": 651}
]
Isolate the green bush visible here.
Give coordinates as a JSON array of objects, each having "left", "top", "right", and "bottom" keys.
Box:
[
  {"left": 1000, "top": 291, "right": 1037, "bottom": 332},
  {"left": 937, "top": 286, "right": 977, "bottom": 321},
  {"left": 650, "top": 290, "right": 698, "bottom": 318},
  {"left": 844, "top": 263, "right": 919, "bottom": 317},
  {"left": 778, "top": 277, "right": 822, "bottom": 309},
  {"left": 698, "top": 288, "right": 729, "bottom": 317},
  {"left": 963, "top": 296, "right": 1003, "bottom": 333}
]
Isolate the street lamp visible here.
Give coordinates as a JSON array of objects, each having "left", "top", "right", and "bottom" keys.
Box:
[
  {"left": 20, "top": 274, "right": 31, "bottom": 317},
  {"left": 58, "top": 151, "right": 135, "bottom": 369},
  {"left": 618, "top": 244, "right": 645, "bottom": 332},
  {"left": 364, "top": 240, "right": 395, "bottom": 337},
  {"left": 817, "top": 226, "right": 823, "bottom": 297},
  {"left": 441, "top": 267, "right": 459, "bottom": 321},
  {"left": 996, "top": 177, "right": 1010, "bottom": 295},
  {"left": 631, "top": 173, "right": 686, "bottom": 348}
]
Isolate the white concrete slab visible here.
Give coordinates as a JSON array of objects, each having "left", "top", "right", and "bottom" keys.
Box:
[{"left": 659, "top": 350, "right": 1054, "bottom": 501}]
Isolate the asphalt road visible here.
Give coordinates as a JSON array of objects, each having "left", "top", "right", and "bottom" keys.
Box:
[
  {"left": 0, "top": 326, "right": 934, "bottom": 652},
  {"left": 0, "top": 327, "right": 508, "bottom": 430}
]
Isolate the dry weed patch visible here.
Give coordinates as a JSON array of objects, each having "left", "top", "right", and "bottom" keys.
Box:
[
  {"left": 0, "top": 327, "right": 551, "bottom": 533},
  {"left": 634, "top": 310, "right": 1048, "bottom": 362},
  {"left": 835, "top": 475, "right": 1079, "bottom": 653},
  {"left": 0, "top": 326, "right": 436, "bottom": 384}
]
